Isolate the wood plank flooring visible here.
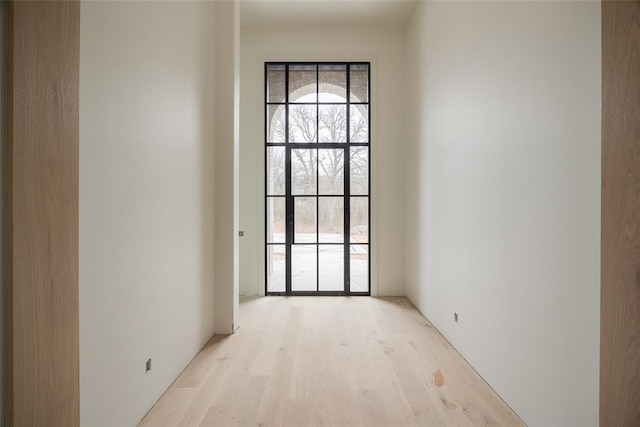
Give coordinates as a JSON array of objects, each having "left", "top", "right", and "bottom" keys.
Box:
[{"left": 139, "top": 297, "right": 523, "bottom": 426}]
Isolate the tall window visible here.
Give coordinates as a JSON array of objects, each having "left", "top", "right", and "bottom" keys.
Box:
[{"left": 265, "top": 63, "right": 370, "bottom": 295}]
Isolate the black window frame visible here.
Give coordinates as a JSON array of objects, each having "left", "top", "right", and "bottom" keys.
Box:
[{"left": 264, "top": 62, "right": 371, "bottom": 296}]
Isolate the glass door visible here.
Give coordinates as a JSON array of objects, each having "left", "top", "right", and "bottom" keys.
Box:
[{"left": 265, "top": 63, "right": 370, "bottom": 295}]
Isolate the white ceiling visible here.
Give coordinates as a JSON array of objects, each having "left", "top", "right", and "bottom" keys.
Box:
[{"left": 240, "top": 0, "right": 419, "bottom": 29}]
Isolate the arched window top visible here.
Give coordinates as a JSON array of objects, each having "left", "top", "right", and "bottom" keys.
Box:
[
  {"left": 266, "top": 62, "right": 369, "bottom": 144},
  {"left": 267, "top": 63, "right": 369, "bottom": 104}
]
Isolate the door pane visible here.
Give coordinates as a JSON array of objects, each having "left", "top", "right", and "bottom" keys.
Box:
[
  {"left": 319, "top": 64, "right": 346, "bottom": 102},
  {"left": 295, "top": 197, "right": 316, "bottom": 243},
  {"left": 267, "top": 105, "right": 286, "bottom": 142},
  {"left": 291, "top": 149, "right": 317, "bottom": 195},
  {"left": 319, "top": 149, "right": 344, "bottom": 195},
  {"left": 319, "top": 245, "right": 344, "bottom": 291},
  {"left": 350, "top": 244, "right": 368, "bottom": 292},
  {"left": 350, "top": 105, "right": 368, "bottom": 143},
  {"left": 292, "top": 245, "right": 317, "bottom": 291},
  {"left": 267, "top": 245, "right": 286, "bottom": 292},
  {"left": 289, "top": 64, "right": 317, "bottom": 102},
  {"left": 289, "top": 105, "right": 317, "bottom": 143},
  {"left": 267, "top": 197, "right": 285, "bottom": 243},
  {"left": 350, "top": 64, "right": 369, "bottom": 102},
  {"left": 319, "top": 105, "right": 347, "bottom": 142},
  {"left": 350, "top": 197, "right": 368, "bottom": 243},
  {"left": 350, "top": 147, "right": 368, "bottom": 195},
  {"left": 267, "top": 146, "right": 285, "bottom": 195},
  {"left": 267, "top": 64, "right": 285, "bottom": 103},
  {"left": 319, "top": 197, "right": 343, "bottom": 243}
]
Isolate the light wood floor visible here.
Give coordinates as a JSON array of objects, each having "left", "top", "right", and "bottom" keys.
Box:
[{"left": 139, "top": 297, "right": 523, "bottom": 426}]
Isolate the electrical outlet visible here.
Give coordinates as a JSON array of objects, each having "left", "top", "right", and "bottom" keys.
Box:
[
  {"left": 454, "top": 313, "right": 459, "bottom": 322},
  {"left": 239, "top": 231, "right": 244, "bottom": 236},
  {"left": 146, "top": 358, "right": 152, "bottom": 372}
]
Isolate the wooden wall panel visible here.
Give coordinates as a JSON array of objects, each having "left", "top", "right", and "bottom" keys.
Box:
[
  {"left": 601, "top": 1, "right": 640, "bottom": 425},
  {"left": 5, "top": 1, "right": 80, "bottom": 426}
]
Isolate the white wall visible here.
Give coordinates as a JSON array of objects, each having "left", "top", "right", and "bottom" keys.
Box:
[
  {"left": 405, "top": 1, "right": 601, "bottom": 425},
  {"left": 239, "top": 26, "right": 406, "bottom": 297},
  {"left": 214, "top": 1, "right": 240, "bottom": 334},
  {"left": 80, "top": 2, "right": 217, "bottom": 425}
]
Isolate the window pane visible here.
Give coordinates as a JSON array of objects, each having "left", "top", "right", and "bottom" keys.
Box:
[
  {"left": 292, "top": 245, "right": 317, "bottom": 291},
  {"left": 319, "top": 245, "right": 344, "bottom": 291},
  {"left": 289, "top": 105, "right": 317, "bottom": 143},
  {"left": 291, "top": 149, "right": 317, "bottom": 195},
  {"left": 295, "top": 197, "right": 316, "bottom": 243},
  {"left": 350, "top": 244, "right": 368, "bottom": 292},
  {"left": 350, "top": 64, "right": 369, "bottom": 103},
  {"left": 267, "top": 245, "right": 286, "bottom": 292},
  {"left": 289, "top": 64, "right": 317, "bottom": 102},
  {"left": 319, "top": 197, "right": 343, "bottom": 243},
  {"left": 350, "top": 147, "right": 368, "bottom": 195},
  {"left": 267, "top": 64, "right": 285, "bottom": 103},
  {"left": 319, "top": 64, "right": 346, "bottom": 102},
  {"left": 319, "top": 149, "right": 344, "bottom": 195},
  {"left": 319, "top": 105, "right": 347, "bottom": 143},
  {"left": 350, "top": 105, "right": 368, "bottom": 143},
  {"left": 267, "top": 105, "right": 286, "bottom": 143},
  {"left": 267, "top": 197, "right": 285, "bottom": 243},
  {"left": 350, "top": 197, "right": 368, "bottom": 243},
  {"left": 267, "top": 146, "right": 285, "bottom": 195}
]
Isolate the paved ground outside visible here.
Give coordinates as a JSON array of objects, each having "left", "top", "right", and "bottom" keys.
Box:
[{"left": 267, "top": 233, "right": 368, "bottom": 292}]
